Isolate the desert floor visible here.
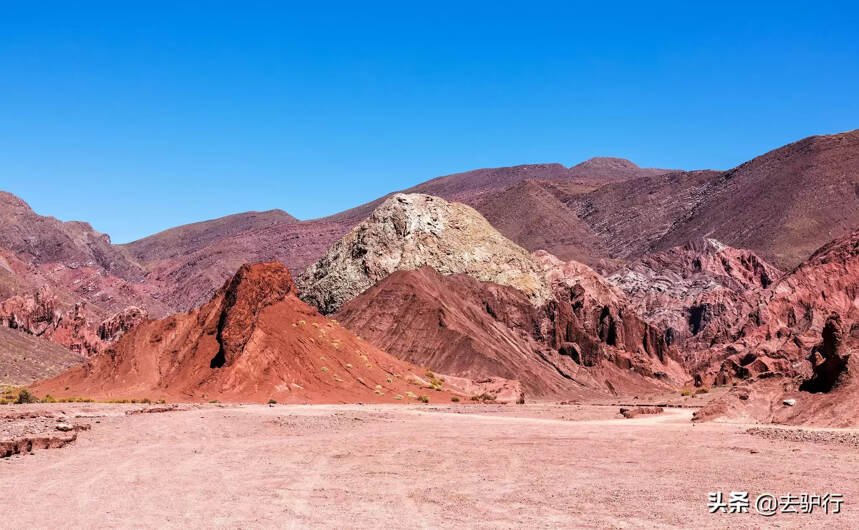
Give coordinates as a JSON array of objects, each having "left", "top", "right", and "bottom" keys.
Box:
[{"left": 2, "top": 401, "right": 857, "bottom": 529}]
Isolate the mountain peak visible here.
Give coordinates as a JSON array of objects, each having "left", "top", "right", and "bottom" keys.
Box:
[
  {"left": 0, "top": 191, "right": 32, "bottom": 211},
  {"left": 571, "top": 157, "right": 641, "bottom": 171},
  {"left": 297, "top": 193, "right": 551, "bottom": 313}
]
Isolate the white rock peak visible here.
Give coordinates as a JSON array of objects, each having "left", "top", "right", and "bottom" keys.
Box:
[{"left": 298, "top": 193, "right": 551, "bottom": 313}]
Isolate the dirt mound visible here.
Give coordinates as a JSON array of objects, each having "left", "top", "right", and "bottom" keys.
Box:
[
  {"left": 299, "top": 193, "right": 551, "bottom": 314},
  {"left": 619, "top": 406, "right": 663, "bottom": 418},
  {"left": 30, "top": 262, "right": 465, "bottom": 404}
]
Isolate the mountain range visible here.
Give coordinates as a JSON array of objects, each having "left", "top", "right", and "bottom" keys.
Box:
[{"left": 3, "top": 129, "right": 859, "bottom": 423}]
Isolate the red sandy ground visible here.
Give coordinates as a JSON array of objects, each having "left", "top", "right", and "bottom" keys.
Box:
[{"left": 2, "top": 402, "right": 857, "bottom": 528}]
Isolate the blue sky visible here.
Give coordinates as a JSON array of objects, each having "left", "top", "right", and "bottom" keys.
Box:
[{"left": 1, "top": 2, "right": 858, "bottom": 242}]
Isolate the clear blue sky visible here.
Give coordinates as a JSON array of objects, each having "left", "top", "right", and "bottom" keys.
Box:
[{"left": 1, "top": 2, "right": 858, "bottom": 243}]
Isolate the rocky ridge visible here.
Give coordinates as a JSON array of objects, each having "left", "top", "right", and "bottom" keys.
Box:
[
  {"left": 30, "top": 263, "right": 475, "bottom": 403},
  {"left": 333, "top": 249, "right": 687, "bottom": 398},
  {"left": 692, "top": 228, "right": 859, "bottom": 426}
]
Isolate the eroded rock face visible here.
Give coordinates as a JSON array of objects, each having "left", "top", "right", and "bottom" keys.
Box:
[
  {"left": 298, "top": 194, "right": 551, "bottom": 314},
  {"left": 0, "top": 193, "right": 171, "bottom": 369},
  {"left": 0, "top": 289, "right": 148, "bottom": 358},
  {"left": 799, "top": 314, "right": 851, "bottom": 393},
  {"left": 335, "top": 267, "right": 574, "bottom": 397},
  {"left": 335, "top": 253, "right": 686, "bottom": 398},
  {"left": 608, "top": 239, "right": 782, "bottom": 350},
  {"left": 0, "top": 290, "right": 99, "bottom": 356},
  {"left": 694, "top": 229, "right": 859, "bottom": 426},
  {"left": 534, "top": 251, "right": 681, "bottom": 381},
  {"left": 0, "top": 192, "right": 144, "bottom": 280},
  {"left": 720, "top": 228, "right": 859, "bottom": 380},
  {"left": 97, "top": 307, "right": 148, "bottom": 343}
]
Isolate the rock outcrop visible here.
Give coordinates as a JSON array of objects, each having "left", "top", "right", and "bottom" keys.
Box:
[
  {"left": 609, "top": 239, "right": 782, "bottom": 350},
  {"left": 298, "top": 194, "right": 551, "bottom": 314},
  {"left": 694, "top": 228, "right": 859, "bottom": 426},
  {"left": 533, "top": 251, "right": 683, "bottom": 381},
  {"left": 335, "top": 267, "right": 578, "bottom": 397},
  {"left": 31, "top": 262, "right": 467, "bottom": 404},
  {"left": 0, "top": 191, "right": 144, "bottom": 280},
  {"left": 335, "top": 255, "right": 687, "bottom": 398},
  {"left": 97, "top": 306, "right": 148, "bottom": 343},
  {"left": 0, "top": 289, "right": 147, "bottom": 357},
  {"left": 0, "top": 290, "right": 100, "bottom": 356}
]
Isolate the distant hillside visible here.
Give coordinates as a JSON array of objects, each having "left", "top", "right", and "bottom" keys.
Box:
[
  {"left": 121, "top": 209, "right": 296, "bottom": 264},
  {"left": 120, "top": 157, "right": 669, "bottom": 310},
  {"left": 6, "top": 129, "right": 859, "bottom": 316},
  {"left": 654, "top": 130, "right": 859, "bottom": 267}
]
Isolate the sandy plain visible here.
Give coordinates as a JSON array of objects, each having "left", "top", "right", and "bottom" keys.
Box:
[{"left": 2, "top": 401, "right": 857, "bottom": 529}]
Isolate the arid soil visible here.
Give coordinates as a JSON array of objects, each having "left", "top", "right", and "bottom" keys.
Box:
[
  {"left": 2, "top": 402, "right": 857, "bottom": 529},
  {"left": 0, "top": 326, "right": 83, "bottom": 385}
]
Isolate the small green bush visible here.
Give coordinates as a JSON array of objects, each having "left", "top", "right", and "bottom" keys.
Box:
[{"left": 15, "top": 389, "right": 38, "bottom": 404}]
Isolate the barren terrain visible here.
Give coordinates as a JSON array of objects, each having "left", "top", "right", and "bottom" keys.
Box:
[{"left": 2, "top": 402, "right": 856, "bottom": 529}]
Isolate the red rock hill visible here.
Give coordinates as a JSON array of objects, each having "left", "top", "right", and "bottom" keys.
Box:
[{"left": 31, "top": 262, "right": 463, "bottom": 404}]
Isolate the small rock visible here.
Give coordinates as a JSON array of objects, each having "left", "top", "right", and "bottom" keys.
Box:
[
  {"left": 783, "top": 399, "right": 796, "bottom": 406},
  {"left": 56, "top": 423, "right": 74, "bottom": 432}
]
